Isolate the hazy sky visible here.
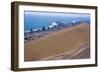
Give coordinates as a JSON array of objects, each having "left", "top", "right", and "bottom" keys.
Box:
[{"left": 24, "top": 11, "right": 90, "bottom": 18}]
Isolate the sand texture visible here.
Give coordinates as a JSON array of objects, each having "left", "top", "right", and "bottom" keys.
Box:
[{"left": 24, "top": 23, "right": 90, "bottom": 61}]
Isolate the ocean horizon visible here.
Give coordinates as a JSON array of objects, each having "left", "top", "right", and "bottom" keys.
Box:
[{"left": 24, "top": 11, "right": 90, "bottom": 31}]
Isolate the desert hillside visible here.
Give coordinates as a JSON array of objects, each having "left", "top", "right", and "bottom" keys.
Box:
[{"left": 24, "top": 23, "right": 90, "bottom": 61}]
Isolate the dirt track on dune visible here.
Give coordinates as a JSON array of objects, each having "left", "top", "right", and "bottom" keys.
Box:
[
  {"left": 24, "top": 23, "right": 90, "bottom": 61},
  {"left": 41, "top": 42, "right": 90, "bottom": 60}
]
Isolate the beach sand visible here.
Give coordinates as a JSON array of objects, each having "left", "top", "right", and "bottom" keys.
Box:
[{"left": 24, "top": 23, "right": 90, "bottom": 61}]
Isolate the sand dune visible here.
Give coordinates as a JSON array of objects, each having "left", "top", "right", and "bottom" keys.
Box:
[
  {"left": 24, "top": 23, "right": 90, "bottom": 61},
  {"left": 41, "top": 41, "right": 90, "bottom": 60}
]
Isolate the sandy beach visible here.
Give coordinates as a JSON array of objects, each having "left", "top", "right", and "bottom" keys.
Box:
[{"left": 24, "top": 23, "right": 90, "bottom": 61}]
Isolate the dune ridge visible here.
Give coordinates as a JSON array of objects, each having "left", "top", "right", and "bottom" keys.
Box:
[{"left": 24, "top": 23, "right": 90, "bottom": 61}]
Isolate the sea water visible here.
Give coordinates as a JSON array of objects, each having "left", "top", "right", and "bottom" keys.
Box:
[{"left": 24, "top": 11, "right": 90, "bottom": 31}]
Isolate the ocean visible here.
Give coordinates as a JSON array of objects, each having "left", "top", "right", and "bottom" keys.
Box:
[{"left": 24, "top": 11, "right": 90, "bottom": 31}]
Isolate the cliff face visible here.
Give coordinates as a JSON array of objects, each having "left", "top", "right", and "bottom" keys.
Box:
[{"left": 24, "top": 23, "right": 90, "bottom": 61}]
